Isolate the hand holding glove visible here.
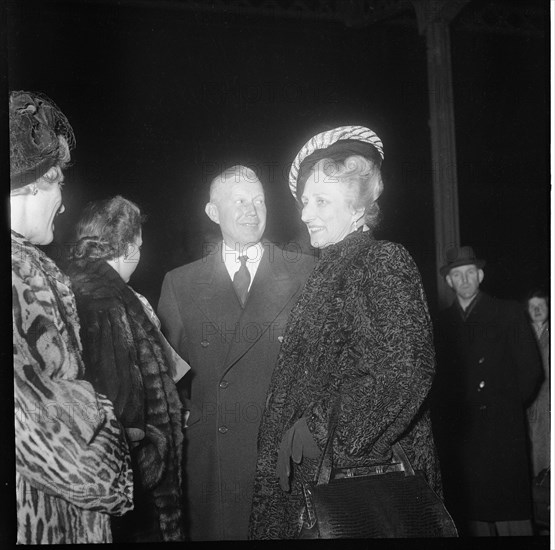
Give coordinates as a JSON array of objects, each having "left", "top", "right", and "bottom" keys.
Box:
[{"left": 277, "top": 417, "right": 321, "bottom": 491}]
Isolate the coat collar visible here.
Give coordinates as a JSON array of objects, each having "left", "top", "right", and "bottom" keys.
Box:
[
  {"left": 453, "top": 290, "right": 483, "bottom": 321},
  {"left": 449, "top": 290, "right": 496, "bottom": 323},
  {"left": 221, "top": 245, "right": 303, "bottom": 375},
  {"left": 189, "top": 241, "right": 304, "bottom": 375}
]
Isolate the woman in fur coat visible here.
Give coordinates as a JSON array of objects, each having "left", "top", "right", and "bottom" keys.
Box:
[
  {"left": 248, "top": 126, "right": 443, "bottom": 539},
  {"left": 11, "top": 91, "right": 134, "bottom": 544},
  {"left": 66, "top": 196, "right": 188, "bottom": 542}
]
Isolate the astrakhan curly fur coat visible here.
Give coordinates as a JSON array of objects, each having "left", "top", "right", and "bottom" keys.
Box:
[{"left": 248, "top": 231, "right": 441, "bottom": 539}]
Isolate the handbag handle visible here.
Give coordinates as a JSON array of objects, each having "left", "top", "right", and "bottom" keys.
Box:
[
  {"left": 314, "top": 397, "right": 415, "bottom": 486},
  {"left": 313, "top": 397, "right": 340, "bottom": 486}
]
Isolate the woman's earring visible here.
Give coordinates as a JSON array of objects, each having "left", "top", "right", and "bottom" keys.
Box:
[{"left": 31, "top": 186, "right": 38, "bottom": 196}]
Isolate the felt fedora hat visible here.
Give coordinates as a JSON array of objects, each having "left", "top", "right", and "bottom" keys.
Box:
[{"left": 439, "top": 246, "right": 485, "bottom": 277}]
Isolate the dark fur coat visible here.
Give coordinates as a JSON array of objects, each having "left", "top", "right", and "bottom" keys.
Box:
[
  {"left": 248, "top": 231, "right": 441, "bottom": 539},
  {"left": 66, "top": 259, "right": 184, "bottom": 542}
]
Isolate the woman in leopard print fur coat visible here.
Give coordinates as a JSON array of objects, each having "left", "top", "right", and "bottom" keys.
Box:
[{"left": 11, "top": 91, "right": 134, "bottom": 544}]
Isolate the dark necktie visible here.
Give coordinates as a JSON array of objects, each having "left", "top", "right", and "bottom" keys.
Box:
[{"left": 233, "top": 255, "right": 251, "bottom": 307}]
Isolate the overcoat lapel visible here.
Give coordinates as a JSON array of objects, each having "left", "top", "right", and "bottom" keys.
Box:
[
  {"left": 222, "top": 246, "right": 303, "bottom": 376},
  {"left": 188, "top": 252, "right": 243, "bottom": 346},
  {"left": 470, "top": 293, "right": 496, "bottom": 323}
]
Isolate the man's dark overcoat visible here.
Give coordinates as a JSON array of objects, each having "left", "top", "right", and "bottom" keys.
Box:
[
  {"left": 157, "top": 241, "right": 315, "bottom": 540},
  {"left": 432, "top": 291, "right": 543, "bottom": 523}
]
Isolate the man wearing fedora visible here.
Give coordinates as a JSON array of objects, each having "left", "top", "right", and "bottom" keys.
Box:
[{"left": 431, "top": 245, "right": 543, "bottom": 537}]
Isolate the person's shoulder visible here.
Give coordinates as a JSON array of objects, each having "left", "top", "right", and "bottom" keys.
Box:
[
  {"left": 11, "top": 235, "right": 54, "bottom": 285},
  {"left": 478, "top": 292, "right": 512, "bottom": 310},
  {"left": 263, "top": 240, "right": 318, "bottom": 274},
  {"left": 437, "top": 302, "right": 457, "bottom": 321},
  {"left": 487, "top": 294, "right": 526, "bottom": 317},
  {"left": 360, "top": 238, "right": 416, "bottom": 269},
  {"left": 66, "top": 262, "right": 123, "bottom": 311},
  {"left": 164, "top": 254, "right": 215, "bottom": 282},
  {"left": 371, "top": 238, "right": 412, "bottom": 255},
  {"left": 11, "top": 246, "right": 39, "bottom": 284},
  {"left": 475, "top": 293, "right": 525, "bottom": 323},
  {"left": 289, "top": 249, "right": 318, "bottom": 273}
]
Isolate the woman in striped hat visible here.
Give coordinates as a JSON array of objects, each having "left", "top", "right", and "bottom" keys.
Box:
[{"left": 248, "top": 126, "right": 442, "bottom": 539}]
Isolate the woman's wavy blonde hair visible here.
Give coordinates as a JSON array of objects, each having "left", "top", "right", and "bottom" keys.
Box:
[{"left": 310, "top": 155, "right": 383, "bottom": 231}]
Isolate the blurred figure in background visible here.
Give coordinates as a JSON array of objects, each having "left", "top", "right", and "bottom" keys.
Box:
[
  {"left": 525, "top": 289, "right": 550, "bottom": 477},
  {"left": 432, "top": 245, "right": 543, "bottom": 537},
  {"left": 10, "top": 90, "right": 133, "bottom": 544},
  {"left": 65, "top": 196, "right": 187, "bottom": 542}
]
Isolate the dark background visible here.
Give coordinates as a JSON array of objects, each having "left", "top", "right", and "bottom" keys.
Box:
[
  {"left": 7, "top": 0, "right": 550, "bottom": 317},
  {"left": 2, "top": 2, "right": 551, "bottom": 546}
]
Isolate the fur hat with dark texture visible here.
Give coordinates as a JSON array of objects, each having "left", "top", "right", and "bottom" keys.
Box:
[
  {"left": 440, "top": 245, "right": 485, "bottom": 277},
  {"left": 9, "top": 90, "right": 75, "bottom": 190}
]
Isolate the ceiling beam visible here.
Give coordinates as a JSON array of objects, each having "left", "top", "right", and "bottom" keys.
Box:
[{"left": 35, "top": 0, "right": 544, "bottom": 35}]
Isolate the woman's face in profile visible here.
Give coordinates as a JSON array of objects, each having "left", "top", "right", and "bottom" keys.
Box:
[
  {"left": 25, "top": 166, "right": 66, "bottom": 246},
  {"left": 300, "top": 166, "right": 355, "bottom": 249},
  {"left": 528, "top": 297, "right": 548, "bottom": 325}
]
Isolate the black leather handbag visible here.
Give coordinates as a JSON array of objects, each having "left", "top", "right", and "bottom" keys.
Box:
[{"left": 298, "top": 408, "right": 458, "bottom": 539}]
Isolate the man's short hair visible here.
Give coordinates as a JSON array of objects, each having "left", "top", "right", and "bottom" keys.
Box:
[{"left": 209, "top": 165, "right": 261, "bottom": 202}]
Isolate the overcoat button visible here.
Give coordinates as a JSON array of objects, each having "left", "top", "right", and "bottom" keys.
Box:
[
  {"left": 478, "top": 357, "right": 485, "bottom": 364},
  {"left": 200, "top": 340, "right": 209, "bottom": 348},
  {"left": 278, "top": 336, "right": 284, "bottom": 343},
  {"left": 478, "top": 380, "right": 485, "bottom": 389},
  {"left": 219, "top": 380, "right": 229, "bottom": 389},
  {"left": 218, "top": 426, "right": 228, "bottom": 434}
]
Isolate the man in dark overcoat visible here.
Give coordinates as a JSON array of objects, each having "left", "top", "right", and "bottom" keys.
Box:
[
  {"left": 431, "top": 245, "right": 543, "bottom": 536},
  {"left": 157, "top": 165, "right": 315, "bottom": 540}
]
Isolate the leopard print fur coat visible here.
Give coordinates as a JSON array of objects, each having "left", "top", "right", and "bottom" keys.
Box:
[{"left": 12, "top": 231, "right": 134, "bottom": 544}]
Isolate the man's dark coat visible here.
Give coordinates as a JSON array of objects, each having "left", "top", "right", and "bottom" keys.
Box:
[
  {"left": 432, "top": 291, "right": 543, "bottom": 522},
  {"left": 157, "top": 241, "right": 315, "bottom": 540}
]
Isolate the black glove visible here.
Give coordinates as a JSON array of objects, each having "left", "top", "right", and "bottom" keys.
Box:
[{"left": 277, "top": 417, "right": 321, "bottom": 491}]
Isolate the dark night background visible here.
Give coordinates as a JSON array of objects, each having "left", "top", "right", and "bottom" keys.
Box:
[
  {"left": 6, "top": 0, "right": 551, "bottom": 317},
  {"left": 1, "top": 1, "right": 551, "bottom": 546}
]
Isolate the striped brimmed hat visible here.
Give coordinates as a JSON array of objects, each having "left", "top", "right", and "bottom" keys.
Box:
[{"left": 288, "top": 125, "right": 384, "bottom": 198}]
